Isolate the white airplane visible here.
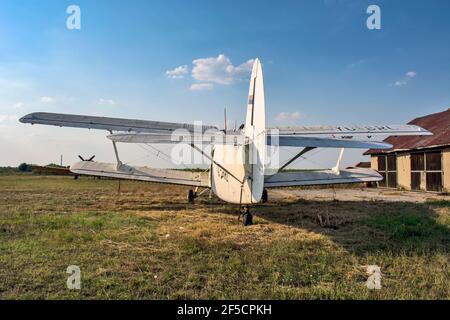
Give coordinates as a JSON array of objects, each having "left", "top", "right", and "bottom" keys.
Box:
[{"left": 20, "top": 59, "right": 430, "bottom": 225}]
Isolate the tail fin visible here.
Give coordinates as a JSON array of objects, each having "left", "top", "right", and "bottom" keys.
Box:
[{"left": 245, "top": 58, "right": 265, "bottom": 136}]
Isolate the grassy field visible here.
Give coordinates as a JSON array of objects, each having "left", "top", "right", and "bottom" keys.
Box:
[{"left": 0, "top": 175, "right": 449, "bottom": 299}]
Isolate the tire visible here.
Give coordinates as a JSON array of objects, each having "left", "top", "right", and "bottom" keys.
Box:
[
  {"left": 187, "top": 189, "right": 195, "bottom": 203},
  {"left": 243, "top": 213, "right": 253, "bottom": 226},
  {"left": 261, "top": 189, "right": 268, "bottom": 203}
]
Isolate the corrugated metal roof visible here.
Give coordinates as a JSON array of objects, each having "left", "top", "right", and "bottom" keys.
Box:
[
  {"left": 365, "top": 108, "right": 450, "bottom": 155},
  {"left": 347, "top": 162, "right": 371, "bottom": 169}
]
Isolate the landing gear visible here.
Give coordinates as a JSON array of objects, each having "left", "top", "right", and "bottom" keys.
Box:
[
  {"left": 243, "top": 211, "right": 253, "bottom": 226},
  {"left": 261, "top": 188, "right": 268, "bottom": 203},
  {"left": 187, "top": 189, "right": 196, "bottom": 203},
  {"left": 239, "top": 206, "right": 253, "bottom": 226},
  {"left": 187, "top": 187, "right": 210, "bottom": 204}
]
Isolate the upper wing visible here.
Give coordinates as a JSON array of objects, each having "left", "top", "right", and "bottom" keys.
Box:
[
  {"left": 269, "top": 124, "right": 431, "bottom": 137},
  {"left": 264, "top": 168, "right": 382, "bottom": 188},
  {"left": 268, "top": 135, "right": 393, "bottom": 149},
  {"left": 70, "top": 161, "right": 209, "bottom": 187},
  {"left": 19, "top": 112, "right": 218, "bottom": 134}
]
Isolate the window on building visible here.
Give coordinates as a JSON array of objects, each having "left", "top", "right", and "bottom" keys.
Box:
[
  {"left": 411, "top": 153, "right": 424, "bottom": 171},
  {"left": 426, "top": 151, "right": 442, "bottom": 192},
  {"left": 378, "top": 156, "right": 386, "bottom": 171},
  {"left": 377, "top": 156, "right": 386, "bottom": 187},
  {"left": 411, "top": 153, "right": 424, "bottom": 191},
  {"left": 426, "top": 152, "right": 442, "bottom": 171},
  {"left": 410, "top": 151, "right": 442, "bottom": 192},
  {"left": 387, "top": 155, "right": 397, "bottom": 188},
  {"left": 377, "top": 154, "right": 397, "bottom": 188}
]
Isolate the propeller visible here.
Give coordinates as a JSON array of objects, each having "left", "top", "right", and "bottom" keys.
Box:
[{"left": 78, "top": 155, "right": 95, "bottom": 162}]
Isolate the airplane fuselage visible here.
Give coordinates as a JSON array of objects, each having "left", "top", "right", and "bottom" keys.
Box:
[{"left": 211, "top": 141, "right": 265, "bottom": 204}]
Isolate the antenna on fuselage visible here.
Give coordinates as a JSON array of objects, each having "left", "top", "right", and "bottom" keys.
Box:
[{"left": 224, "top": 108, "right": 227, "bottom": 133}]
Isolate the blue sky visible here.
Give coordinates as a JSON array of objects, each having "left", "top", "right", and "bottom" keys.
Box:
[{"left": 0, "top": 0, "right": 449, "bottom": 167}]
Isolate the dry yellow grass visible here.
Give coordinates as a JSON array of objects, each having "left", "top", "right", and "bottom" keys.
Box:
[{"left": 0, "top": 175, "right": 448, "bottom": 299}]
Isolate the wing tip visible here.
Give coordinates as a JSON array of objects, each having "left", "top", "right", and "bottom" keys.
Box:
[
  {"left": 379, "top": 142, "right": 393, "bottom": 149},
  {"left": 19, "top": 113, "right": 34, "bottom": 124}
]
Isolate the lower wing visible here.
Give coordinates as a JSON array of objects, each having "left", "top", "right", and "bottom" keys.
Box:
[
  {"left": 264, "top": 168, "right": 382, "bottom": 188},
  {"left": 111, "top": 133, "right": 395, "bottom": 149},
  {"left": 70, "top": 161, "right": 209, "bottom": 187},
  {"left": 268, "top": 135, "right": 393, "bottom": 149},
  {"left": 267, "top": 124, "right": 431, "bottom": 149}
]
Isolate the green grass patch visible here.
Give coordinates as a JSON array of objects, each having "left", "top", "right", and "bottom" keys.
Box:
[
  {"left": 426, "top": 199, "right": 450, "bottom": 208},
  {"left": 362, "top": 211, "right": 450, "bottom": 244}
]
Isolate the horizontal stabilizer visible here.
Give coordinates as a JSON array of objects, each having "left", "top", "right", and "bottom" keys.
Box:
[
  {"left": 20, "top": 112, "right": 218, "bottom": 134},
  {"left": 70, "top": 161, "right": 209, "bottom": 187},
  {"left": 264, "top": 168, "right": 382, "bottom": 188}
]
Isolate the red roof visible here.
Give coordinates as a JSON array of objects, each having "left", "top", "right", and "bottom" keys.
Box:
[
  {"left": 365, "top": 108, "right": 450, "bottom": 155},
  {"left": 347, "top": 162, "right": 371, "bottom": 169}
]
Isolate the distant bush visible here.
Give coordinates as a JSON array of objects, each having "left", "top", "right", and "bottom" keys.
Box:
[
  {"left": 46, "top": 163, "right": 69, "bottom": 168},
  {"left": 0, "top": 166, "right": 19, "bottom": 175},
  {"left": 18, "top": 163, "right": 32, "bottom": 172}
]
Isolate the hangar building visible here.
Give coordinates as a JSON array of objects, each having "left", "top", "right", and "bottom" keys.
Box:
[{"left": 365, "top": 108, "right": 450, "bottom": 193}]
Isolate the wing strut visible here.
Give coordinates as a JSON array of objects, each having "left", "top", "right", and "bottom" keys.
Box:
[
  {"left": 109, "top": 131, "right": 123, "bottom": 170},
  {"left": 332, "top": 148, "right": 345, "bottom": 175},
  {"left": 278, "top": 147, "right": 316, "bottom": 171},
  {"left": 190, "top": 144, "right": 244, "bottom": 184}
]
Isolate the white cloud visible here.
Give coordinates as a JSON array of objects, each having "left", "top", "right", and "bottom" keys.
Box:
[
  {"left": 291, "top": 112, "right": 301, "bottom": 120},
  {"left": 40, "top": 96, "right": 55, "bottom": 103},
  {"left": 166, "top": 65, "right": 189, "bottom": 79},
  {"left": 190, "top": 83, "right": 213, "bottom": 91},
  {"left": 191, "top": 54, "right": 254, "bottom": 85},
  {"left": 394, "top": 80, "right": 407, "bottom": 87},
  {"left": 393, "top": 71, "right": 417, "bottom": 87},
  {"left": 275, "top": 111, "right": 301, "bottom": 122},
  {"left": 166, "top": 55, "right": 255, "bottom": 91},
  {"left": 0, "top": 115, "right": 19, "bottom": 124},
  {"left": 13, "top": 102, "right": 25, "bottom": 109},
  {"left": 97, "top": 98, "right": 117, "bottom": 106}
]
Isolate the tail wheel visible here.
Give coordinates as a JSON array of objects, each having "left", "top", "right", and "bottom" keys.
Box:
[
  {"left": 243, "top": 212, "right": 253, "bottom": 226},
  {"left": 187, "top": 189, "right": 195, "bottom": 203},
  {"left": 240, "top": 206, "right": 253, "bottom": 226},
  {"left": 261, "top": 188, "right": 268, "bottom": 203}
]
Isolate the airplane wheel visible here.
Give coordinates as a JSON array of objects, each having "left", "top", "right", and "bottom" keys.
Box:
[
  {"left": 187, "top": 189, "right": 195, "bottom": 203},
  {"left": 241, "top": 206, "right": 253, "bottom": 226},
  {"left": 261, "top": 188, "right": 268, "bottom": 203},
  {"left": 243, "top": 212, "right": 253, "bottom": 226}
]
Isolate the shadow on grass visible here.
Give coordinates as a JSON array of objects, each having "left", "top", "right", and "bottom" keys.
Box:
[
  {"left": 250, "top": 199, "right": 450, "bottom": 255},
  {"left": 90, "top": 183, "right": 450, "bottom": 256}
]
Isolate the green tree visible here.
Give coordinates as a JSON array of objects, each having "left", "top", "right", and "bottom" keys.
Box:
[{"left": 18, "top": 163, "right": 30, "bottom": 172}]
